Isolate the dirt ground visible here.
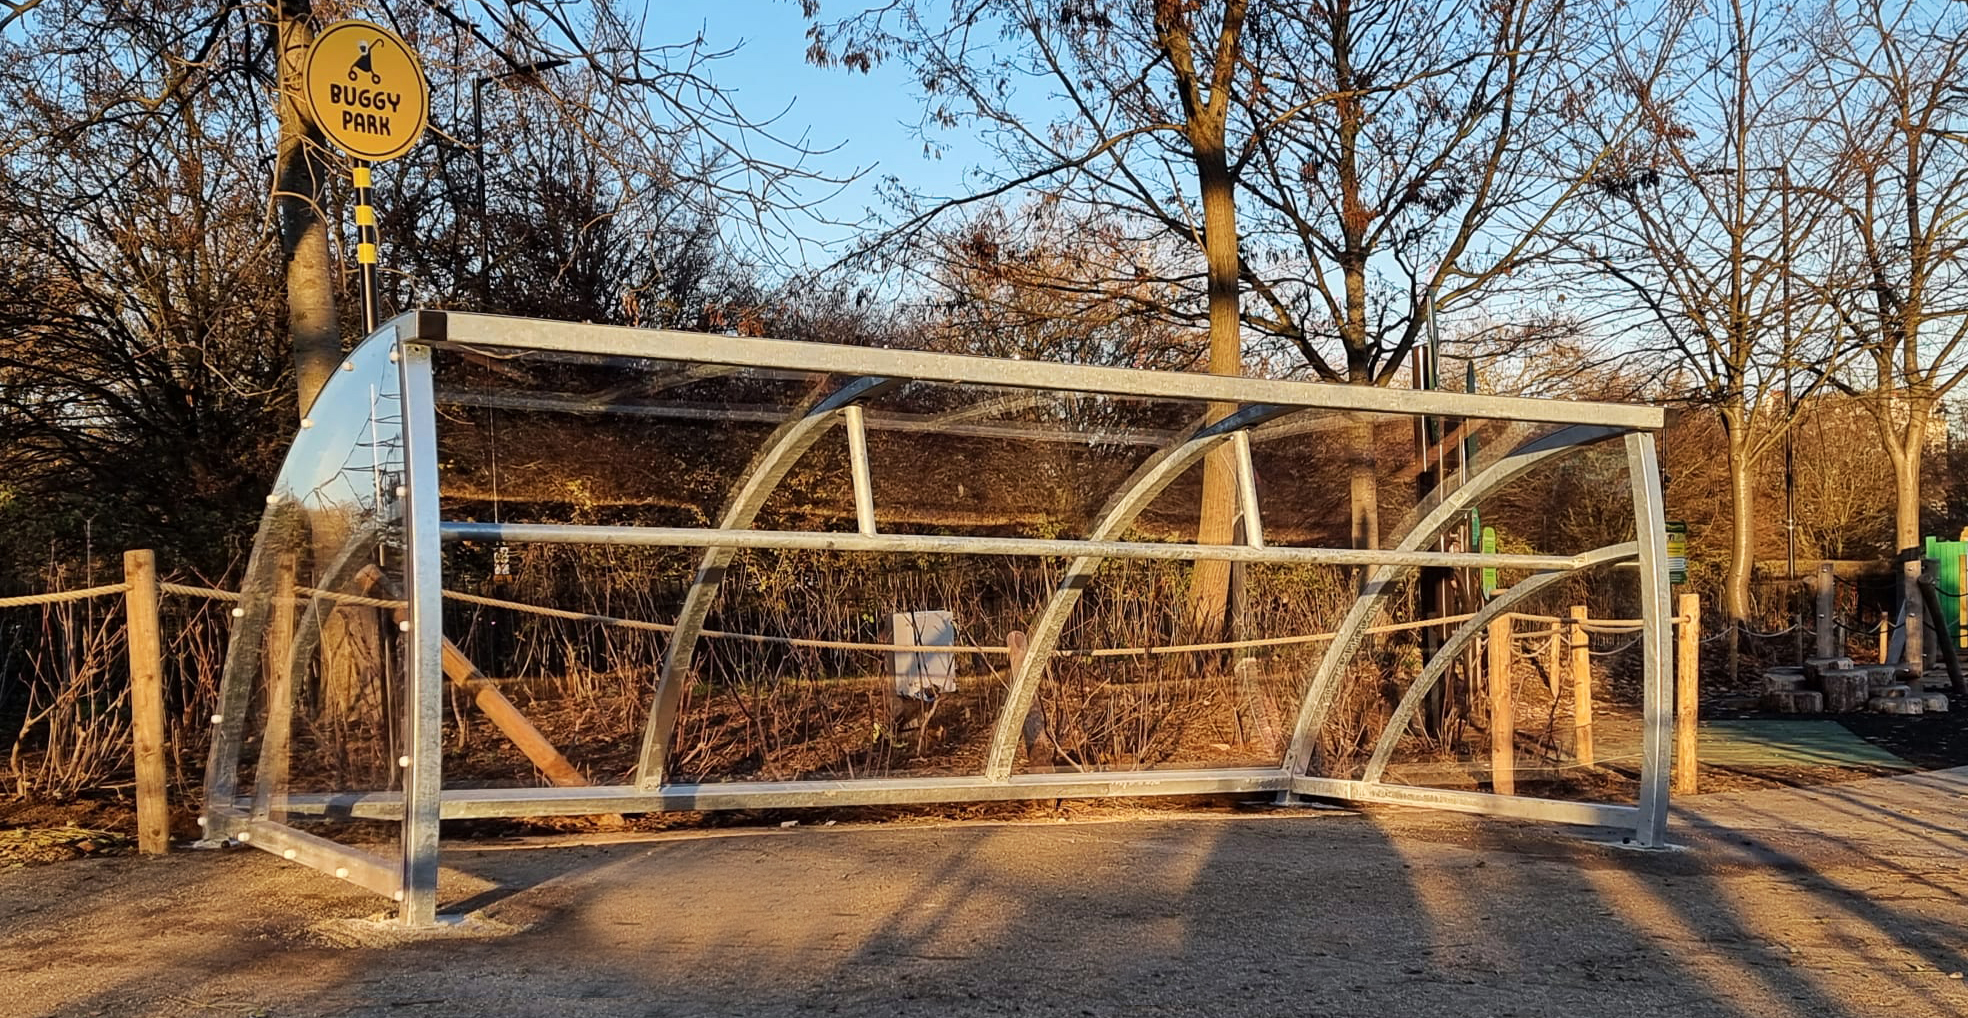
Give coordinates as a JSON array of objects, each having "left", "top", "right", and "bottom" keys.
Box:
[{"left": 7, "top": 768, "right": 1968, "bottom": 1018}]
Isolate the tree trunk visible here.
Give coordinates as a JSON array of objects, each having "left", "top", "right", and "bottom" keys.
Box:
[
  {"left": 1331, "top": 1, "right": 1377, "bottom": 555},
  {"left": 1185, "top": 132, "right": 1243, "bottom": 638},
  {"left": 1893, "top": 429, "right": 1926, "bottom": 674},
  {"left": 1348, "top": 407, "right": 1379, "bottom": 551},
  {"left": 1723, "top": 425, "right": 1754, "bottom": 682},
  {"left": 275, "top": 2, "right": 340, "bottom": 417}
]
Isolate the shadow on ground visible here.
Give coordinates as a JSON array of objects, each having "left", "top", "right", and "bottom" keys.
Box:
[{"left": 7, "top": 771, "right": 1968, "bottom": 1017}]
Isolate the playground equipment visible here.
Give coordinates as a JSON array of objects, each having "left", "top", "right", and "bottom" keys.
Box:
[
  {"left": 1925, "top": 536, "right": 1968, "bottom": 653},
  {"left": 200, "top": 312, "right": 1673, "bottom": 925}
]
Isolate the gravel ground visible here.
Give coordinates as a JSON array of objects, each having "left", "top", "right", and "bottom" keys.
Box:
[{"left": 7, "top": 774, "right": 1968, "bottom": 1018}]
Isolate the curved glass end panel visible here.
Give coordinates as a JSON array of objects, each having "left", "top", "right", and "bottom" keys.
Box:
[{"left": 202, "top": 332, "right": 407, "bottom": 898}]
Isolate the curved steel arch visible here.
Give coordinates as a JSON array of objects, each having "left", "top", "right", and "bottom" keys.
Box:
[
  {"left": 981, "top": 403, "right": 1297, "bottom": 780},
  {"left": 1281, "top": 424, "right": 1629, "bottom": 777},
  {"left": 634, "top": 375, "right": 898, "bottom": 787},
  {"left": 1624, "top": 431, "right": 1673, "bottom": 847},
  {"left": 1358, "top": 541, "right": 1638, "bottom": 785}
]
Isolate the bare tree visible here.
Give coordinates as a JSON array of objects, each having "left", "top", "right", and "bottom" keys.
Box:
[
  {"left": 918, "top": 199, "right": 1202, "bottom": 368},
  {"left": 0, "top": 0, "right": 846, "bottom": 578},
  {"left": 812, "top": 0, "right": 1663, "bottom": 589},
  {"left": 1806, "top": 0, "right": 1968, "bottom": 671},
  {"left": 0, "top": 3, "right": 292, "bottom": 575},
  {"left": 1564, "top": 0, "right": 1841, "bottom": 670},
  {"left": 810, "top": 0, "right": 1261, "bottom": 634},
  {"left": 4, "top": 0, "right": 856, "bottom": 418},
  {"left": 274, "top": 0, "right": 339, "bottom": 416},
  {"left": 1231, "top": 0, "right": 1666, "bottom": 550}
]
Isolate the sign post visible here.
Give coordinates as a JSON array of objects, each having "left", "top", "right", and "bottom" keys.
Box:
[
  {"left": 301, "top": 20, "right": 429, "bottom": 332},
  {"left": 1665, "top": 521, "right": 1688, "bottom": 585}
]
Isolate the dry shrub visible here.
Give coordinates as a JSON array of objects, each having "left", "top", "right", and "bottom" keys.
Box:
[{"left": 4, "top": 604, "right": 130, "bottom": 799}]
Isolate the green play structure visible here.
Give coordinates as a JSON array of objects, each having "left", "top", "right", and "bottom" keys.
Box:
[{"left": 1924, "top": 535, "right": 1968, "bottom": 650}]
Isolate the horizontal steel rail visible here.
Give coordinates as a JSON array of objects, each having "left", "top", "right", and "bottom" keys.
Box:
[
  {"left": 397, "top": 312, "right": 1665, "bottom": 430},
  {"left": 231, "top": 769, "right": 1640, "bottom": 835},
  {"left": 238, "top": 768, "right": 1297, "bottom": 820},
  {"left": 1290, "top": 777, "right": 1640, "bottom": 830},
  {"left": 436, "top": 389, "right": 1185, "bottom": 448},
  {"left": 436, "top": 386, "right": 1374, "bottom": 448},
  {"left": 442, "top": 521, "right": 1595, "bottom": 571}
]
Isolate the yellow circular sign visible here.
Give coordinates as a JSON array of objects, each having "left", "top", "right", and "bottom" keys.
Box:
[{"left": 303, "top": 20, "right": 428, "bottom": 162}]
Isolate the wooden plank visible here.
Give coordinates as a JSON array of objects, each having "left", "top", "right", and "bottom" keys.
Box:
[
  {"left": 356, "top": 566, "right": 588, "bottom": 787},
  {"left": 123, "top": 550, "right": 169, "bottom": 855},
  {"left": 1569, "top": 605, "right": 1594, "bottom": 767},
  {"left": 1673, "top": 592, "right": 1701, "bottom": 794},
  {"left": 439, "top": 640, "right": 590, "bottom": 788},
  {"left": 1488, "top": 615, "right": 1514, "bottom": 796},
  {"left": 1816, "top": 562, "right": 1836, "bottom": 659},
  {"left": 1009, "top": 630, "right": 1053, "bottom": 770}
]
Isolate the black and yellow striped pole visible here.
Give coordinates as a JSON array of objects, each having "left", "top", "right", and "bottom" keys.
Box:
[
  {"left": 352, "top": 159, "right": 381, "bottom": 333},
  {"left": 302, "top": 20, "right": 428, "bottom": 334}
]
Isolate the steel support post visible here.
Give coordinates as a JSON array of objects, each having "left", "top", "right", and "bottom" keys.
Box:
[
  {"left": 1231, "top": 429, "right": 1264, "bottom": 548},
  {"left": 844, "top": 404, "right": 878, "bottom": 536},
  {"left": 397, "top": 341, "right": 446, "bottom": 924},
  {"left": 1627, "top": 432, "right": 1673, "bottom": 847}
]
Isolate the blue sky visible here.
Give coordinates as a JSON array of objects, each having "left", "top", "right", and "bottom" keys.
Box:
[{"left": 643, "top": 1, "right": 997, "bottom": 257}]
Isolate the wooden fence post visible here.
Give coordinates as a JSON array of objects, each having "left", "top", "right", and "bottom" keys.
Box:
[
  {"left": 1009, "top": 631, "right": 1054, "bottom": 771},
  {"left": 1488, "top": 614, "right": 1515, "bottom": 795},
  {"left": 1815, "top": 562, "right": 1836, "bottom": 660},
  {"left": 1673, "top": 592, "right": 1701, "bottom": 795},
  {"left": 253, "top": 552, "right": 300, "bottom": 821},
  {"left": 1569, "top": 605, "right": 1593, "bottom": 767},
  {"left": 123, "top": 549, "right": 168, "bottom": 855}
]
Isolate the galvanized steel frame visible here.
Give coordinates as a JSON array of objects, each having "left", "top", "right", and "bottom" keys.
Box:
[{"left": 208, "top": 311, "right": 1677, "bottom": 924}]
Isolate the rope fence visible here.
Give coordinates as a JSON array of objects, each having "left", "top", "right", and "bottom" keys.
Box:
[
  {"left": 1589, "top": 636, "right": 1644, "bottom": 657},
  {"left": 157, "top": 582, "right": 238, "bottom": 602},
  {"left": 8, "top": 575, "right": 1665, "bottom": 662},
  {"left": 8, "top": 557, "right": 1721, "bottom": 835},
  {"left": 0, "top": 582, "right": 132, "bottom": 609}
]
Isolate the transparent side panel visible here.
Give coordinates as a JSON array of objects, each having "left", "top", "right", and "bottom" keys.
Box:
[
  {"left": 1303, "top": 434, "right": 1647, "bottom": 807},
  {"left": 665, "top": 549, "right": 1016, "bottom": 782},
  {"left": 410, "top": 343, "right": 1656, "bottom": 809},
  {"left": 228, "top": 333, "right": 406, "bottom": 860}
]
